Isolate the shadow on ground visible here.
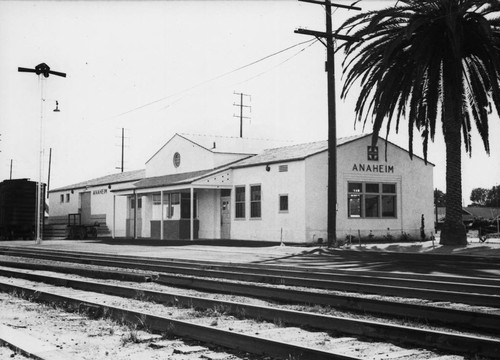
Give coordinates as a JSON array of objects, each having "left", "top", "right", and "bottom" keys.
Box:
[{"left": 255, "top": 245, "right": 500, "bottom": 279}]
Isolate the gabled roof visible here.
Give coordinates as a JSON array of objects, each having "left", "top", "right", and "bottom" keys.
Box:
[
  {"left": 231, "top": 140, "right": 328, "bottom": 168},
  {"left": 231, "top": 134, "right": 368, "bottom": 168},
  {"left": 180, "top": 133, "right": 292, "bottom": 155},
  {"left": 50, "top": 169, "right": 145, "bottom": 193},
  {"left": 231, "top": 133, "right": 435, "bottom": 168},
  {"left": 146, "top": 133, "right": 293, "bottom": 164}
]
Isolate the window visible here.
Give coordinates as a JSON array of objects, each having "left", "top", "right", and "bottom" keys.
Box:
[
  {"left": 180, "top": 193, "right": 197, "bottom": 219},
  {"left": 235, "top": 186, "right": 245, "bottom": 219},
  {"left": 66, "top": 194, "right": 70, "bottom": 202},
  {"left": 171, "top": 193, "right": 180, "bottom": 205},
  {"left": 278, "top": 165, "right": 288, "bottom": 172},
  {"left": 250, "top": 185, "right": 261, "bottom": 218},
  {"left": 173, "top": 152, "right": 181, "bottom": 167},
  {"left": 382, "top": 184, "right": 396, "bottom": 217},
  {"left": 348, "top": 182, "right": 396, "bottom": 218},
  {"left": 60, "top": 194, "right": 64, "bottom": 203},
  {"left": 155, "top": 192, "right": 179, "bottom": 219},
  {"left": 130, "top": 198, "right": 142, "bottom": 209},
  {"left": 279, "top": 194, "right": 288, "bottom": 212}
]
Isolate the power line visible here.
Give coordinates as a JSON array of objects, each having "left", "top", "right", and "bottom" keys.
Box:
[
  {"left": 232, "top": 39, "right": 319, "bottom": 86},
  {"left": 113, "top": 38, "right": 317, "bottom": 119}
]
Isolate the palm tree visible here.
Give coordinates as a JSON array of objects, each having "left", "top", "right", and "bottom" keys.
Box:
[{"left": 339, "top": 0, "right": 500, "bottom": 245}]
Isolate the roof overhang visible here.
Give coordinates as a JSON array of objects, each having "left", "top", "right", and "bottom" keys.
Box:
[{"left": 112, "top": 183, "right": 233, "bottom": 196}]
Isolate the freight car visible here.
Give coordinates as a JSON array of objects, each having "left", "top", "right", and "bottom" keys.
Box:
[{"left": 0, "top": 179, "right": 46, "bottom": 240}]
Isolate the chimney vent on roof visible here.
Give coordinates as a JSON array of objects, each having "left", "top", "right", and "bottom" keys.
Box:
[{"left": 212, "top": 142, "right": 216, "bottom": 149}]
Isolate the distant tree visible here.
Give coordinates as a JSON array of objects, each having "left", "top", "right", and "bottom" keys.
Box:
[
  {"left": 485, "top": 185, "right": 500, "bottom": 207},
  {"left": 470, "top": 188, "right": 488, "bottom": 206},
  {"left": 434, "top": 189, "right": 446, "bottom": 207}
]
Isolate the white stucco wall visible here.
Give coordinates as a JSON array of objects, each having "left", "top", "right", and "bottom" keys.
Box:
[
  {"left": 305, "top": 151, "right": 328, "bottom": 243},
  {"left": 146, "top": 135, "right": 252, "bottom": 178},
  {"left": 146, "top": 135, "right": 215, "bottom": 177},
  {"left": 49, "top": 181, "right": 140, "bottom": 237},
  {"left": 336, "top": 137, "right": 434, "bottom": 240},
  {"left": 231, "top": 161, "right": 307, "bottom": 242},
  {"left": 48, "top": 191, "right": 79, "bottom": 218},
  {"left": 227, "top": 136, "right": 433, "bottom": 243}
]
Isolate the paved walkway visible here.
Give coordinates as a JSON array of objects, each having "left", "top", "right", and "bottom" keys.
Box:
[
  {"left": 2, "top": 236, "right": 500, "bottom": 258},
  {"left": 1, "top": 237, "right": 499, "bottom": 278}
]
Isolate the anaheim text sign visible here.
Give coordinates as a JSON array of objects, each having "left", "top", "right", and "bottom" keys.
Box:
[{"left": 352, "top": 164, "right": 394, "bottom": 173}]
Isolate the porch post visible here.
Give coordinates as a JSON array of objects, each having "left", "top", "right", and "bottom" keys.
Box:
[
  {"left": 160, "top": 191, "right": 164, "bottom": 240},
  {"left": 112, "top": 195, "right": 116, "bottom": 239},
  {"left": 134, "top": 191, "right": 137, "bottom": 239},
  {"left": 190, "top": 187, "right": 194, "bottom": 241}
]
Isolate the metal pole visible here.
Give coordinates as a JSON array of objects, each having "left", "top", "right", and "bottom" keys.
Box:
[
  {"left": 47, "top": 148, "right": 52, "bottom": 198},
  {"left": 36, "top": 76, "right": 44, "bottom": 244},
  {"left": 10, "top": 159, "right": 12, "bottom": 180},
  {"left": 18, "top": 63, "right": 65, "bottom": 244},
  {"left": 112, "top": 195, "right": 116, "bottom": 239},
  {"left": 134, "top": 191, "right": 137, "bottom": 239}
]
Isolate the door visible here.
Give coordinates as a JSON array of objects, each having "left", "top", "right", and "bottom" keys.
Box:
[
  {"left": 220, "top": 196, "right": 231, "bottom": 239},
  {"left": 80, "top": 192, "right": 91, "bottom": 225}
]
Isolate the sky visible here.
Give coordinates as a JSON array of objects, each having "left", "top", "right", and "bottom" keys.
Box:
[{"left": 0, "top": 0, "right": 499, "bottom": 206}]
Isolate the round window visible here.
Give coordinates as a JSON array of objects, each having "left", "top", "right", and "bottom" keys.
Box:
[{"left": 173, "top": 152, "right": 181, "bottom": 167}]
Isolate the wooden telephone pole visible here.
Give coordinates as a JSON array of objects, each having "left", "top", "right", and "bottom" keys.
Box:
[
  {"left": 233, "top": 92, "right": 251, "bottom": 138},
  {"left": 295, "top": 0, "right": 360, "bottom": 246}
]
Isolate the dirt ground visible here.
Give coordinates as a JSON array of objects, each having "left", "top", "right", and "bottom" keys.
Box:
[{"left": 0, "top": 290, "right": 243, "bottom": 360}]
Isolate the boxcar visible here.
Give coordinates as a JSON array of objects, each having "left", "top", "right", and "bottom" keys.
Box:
[{"left": 0, "top": 179, "right": 45, "bottom": 240}]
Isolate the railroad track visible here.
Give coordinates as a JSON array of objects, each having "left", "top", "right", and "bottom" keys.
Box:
[
  {"left": 0, "top": 246, "right": 499, "bottom": 359},
  {"left": 0, "top": 265, "right": 499, "bottom": 359},
  {"left": 1, "top": 246, "right": 499, "bottom": 305}
]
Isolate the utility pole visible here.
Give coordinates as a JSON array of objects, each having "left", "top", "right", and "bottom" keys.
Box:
[
  {"left": 295, "top": 0, "right": 360, "bottom": 247},
  {"left": 10, "top": 159, "right": 13, "bottom": 180},
  {"left": 233, "top": 92, "right": 251, "bottom": 138},
  {"left": 120, "top": 128, "right": 124, "bottom": 173},
  {"left": 115, "top": 128, "right": 128, "bottom": 172}
]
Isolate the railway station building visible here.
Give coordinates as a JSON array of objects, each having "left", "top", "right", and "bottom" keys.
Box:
[{"left": 48, "top": 133, "right": 434, "bottom": 243}]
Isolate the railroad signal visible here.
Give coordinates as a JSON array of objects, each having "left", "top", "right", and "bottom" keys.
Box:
[
  {"left": 18, "top": 63, "right": 66, "bottom": 78},
  {"left": 18, "top": 62, "right": 66, "bottom": 244}
]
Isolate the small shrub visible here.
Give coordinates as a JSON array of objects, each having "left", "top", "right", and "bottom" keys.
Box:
[
  {"left": 400, "top": 232, "right": 412, "bottom": 242},
  {"left": 120, "top": 328, "right": 139, "bottom": 346}
]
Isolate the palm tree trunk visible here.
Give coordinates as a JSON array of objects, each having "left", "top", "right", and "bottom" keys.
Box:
[
  {"left": 440, "top": 111, "right": 467, "bottom": 245},
  {"left": 439, "top": 51, "right": 468, "bottom": 246}
]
